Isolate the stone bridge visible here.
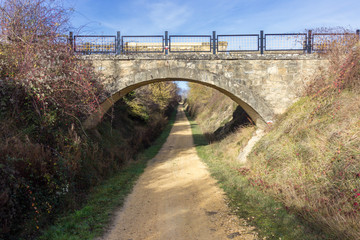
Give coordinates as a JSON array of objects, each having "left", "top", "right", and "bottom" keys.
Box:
[{"left": 82, "top": 54, "right": 326, "bottom": 129}]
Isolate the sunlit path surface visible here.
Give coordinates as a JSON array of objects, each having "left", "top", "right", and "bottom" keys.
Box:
[{"left": 101, "top": 107, "right": 257, "bottom": 240}]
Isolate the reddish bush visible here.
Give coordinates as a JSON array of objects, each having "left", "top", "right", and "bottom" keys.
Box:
[
  {"left": 0, "top": 0, "right": 104, "bottom": 120},
  {"left": 305, "top": 27, "right": 360, "bottom": 96},
  {"left": 0, "top": 0, "right": 105, "bottom": 238}
]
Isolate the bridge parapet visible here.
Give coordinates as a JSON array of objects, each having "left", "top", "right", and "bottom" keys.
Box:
[
  {"left": 81, "top": 53, "right": 323, "bottom": 61},
  {"left": 82, "top": 53, "right": 328, "bottom": 129}
]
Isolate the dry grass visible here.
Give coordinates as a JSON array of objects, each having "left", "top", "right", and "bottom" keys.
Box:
[
  {"left": 209, "top": 125, "right": 256, "bottom": 164},
  {"left": 186, "top": 111, "right": 328, "bottom": 239},
  {"left": 247, "top": 91, "right": 360, "bottom": 239}
]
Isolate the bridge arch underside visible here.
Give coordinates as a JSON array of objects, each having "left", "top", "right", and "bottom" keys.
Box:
[
  {"left": 107, "top": 78, "right": 271, "bottom": 125},
  {"left": 84, "top": 68, "right": 274, "bottom": 129}
]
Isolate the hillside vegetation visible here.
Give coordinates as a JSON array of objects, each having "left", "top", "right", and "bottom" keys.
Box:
[
  {"left": 186, "top": 33, "right": 360, "bottom": 239},
  {"left": 0, "top": 1, "right": 179, "bottom": 239},
  {"left": 185, "top": 82, "right": 253, "bottom": 142},
  {"left": 247, "top": 40, "right": 360, "bottom": 239}
]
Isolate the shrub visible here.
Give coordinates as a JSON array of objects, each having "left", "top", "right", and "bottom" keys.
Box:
[
  {"left": 0, "top": 0, "right": 104, "bottom": 121},
  {"left": 306, "top": 27, "right": 360, "bottom": 96}
]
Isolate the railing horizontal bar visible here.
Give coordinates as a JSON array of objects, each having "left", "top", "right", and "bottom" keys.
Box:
[
  {"left": 265, "top": 49, "right": 306, "bottom": 51},
  {"left": 121, "top": 51, "right": 165, "bottom": 53},
  {"left": 122, "top": 35, "right": 164, "bottom": 38},
  {"left": 169, "top": 35, "right": 211, "bottom": 37},
  {"left": 312, "top": 33, "right": 356, "bottom": 35},
  {"left": 169, "top": 50, "right": 212, "bottom": 53},
  {"left": 218, "top": 50, "right": 260, "bottom": 52},
  {"left": 76, "top": 51, "right": 116, "bottom": 53},
  {"left": 265, "top": 33, "right": 307, "bottom": 36},
  {"left": 74, "top": 35, "right": 116, "bottom": 38},
  {"left": 218, "top": 34, "right": 259, "bottom": 37}
]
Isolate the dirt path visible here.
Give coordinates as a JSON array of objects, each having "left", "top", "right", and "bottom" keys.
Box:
[{"left": 102, "top": 107, "right": 258, "bottom": 240}]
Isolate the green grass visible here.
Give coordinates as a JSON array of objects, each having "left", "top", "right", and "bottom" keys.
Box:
[
  {"left": 38, "top": 110, "right": 177, "bottom": 240},
  {"left": 184, "top": 110, "right": 328, "bottom": 240}
]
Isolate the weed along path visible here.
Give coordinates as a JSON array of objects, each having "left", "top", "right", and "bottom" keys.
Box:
[{"left": 101, "top": 107, "right": 258, "bottom": 240}]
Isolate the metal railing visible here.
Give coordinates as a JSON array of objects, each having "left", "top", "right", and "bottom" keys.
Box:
[
  {"left": 311, "top": 33, "right": 358, "bottom": 52},
  {"left": 121, "top": 35, "right": 164, "bottom": 53},
  {"left": 169, "top": 35, "right": 212, "bottom": 53},
  {"left": 69, "top": 29, "right": 360, "bottom": 55},
  {"left": 74, "top": 35, "right": 116, "bottom": 54},
  {"left": 217, "top": 34, "right": 259, "bottom": 52},
  {"left": 265, "top": 33, "right": 307, "bottom": 51}
]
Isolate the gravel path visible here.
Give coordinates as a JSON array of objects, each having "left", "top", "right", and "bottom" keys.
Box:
[{"left": 101, "top": 107, "right": 258, "bottom": 240}]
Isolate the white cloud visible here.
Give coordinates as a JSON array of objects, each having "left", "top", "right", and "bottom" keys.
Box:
[{"left": 147, "top": 2, "right": 193, "bottom": 31}]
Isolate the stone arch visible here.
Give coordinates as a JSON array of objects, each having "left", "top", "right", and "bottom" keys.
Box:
[{"left": 83, "top": 67, "right": 274, "bottom": 129}]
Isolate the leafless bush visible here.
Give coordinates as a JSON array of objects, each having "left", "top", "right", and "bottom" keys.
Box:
[
  {"left": 306, "top": 27, "right": 360, "bottom": 96},
  {"left": 0, "top": 0, "right": 104, "bottom": 120}
]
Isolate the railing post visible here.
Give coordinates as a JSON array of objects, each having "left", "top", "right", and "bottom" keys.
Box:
[
  {"left": 69, "top": 31, "right": 73, "bottom": 51},
  {"left": 307, "top": 30, "right": 312, "bottom": 54},
  {"left": 260, "top": 30, "right": 264, "bottom": 54},
  {"left": 212, "top": 31, "right": 216, "bottom": 54},
  {"left": 165, "top": 31, "right": 169, "bottom": 55},
  {"left": 116, "top": 31, "right": 121, "bottom": 54}
]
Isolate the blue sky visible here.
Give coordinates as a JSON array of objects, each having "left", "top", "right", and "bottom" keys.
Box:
[
  {"left": 65, "top": 0, "right": 359, "bottom": 35},
  {"left": 64, "top": 0, "right": 360, "bottom": 91}
]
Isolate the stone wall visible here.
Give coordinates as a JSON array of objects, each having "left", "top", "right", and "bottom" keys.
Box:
[{"left": 82, "top": 54, "right": 327, "bottom": 128}]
